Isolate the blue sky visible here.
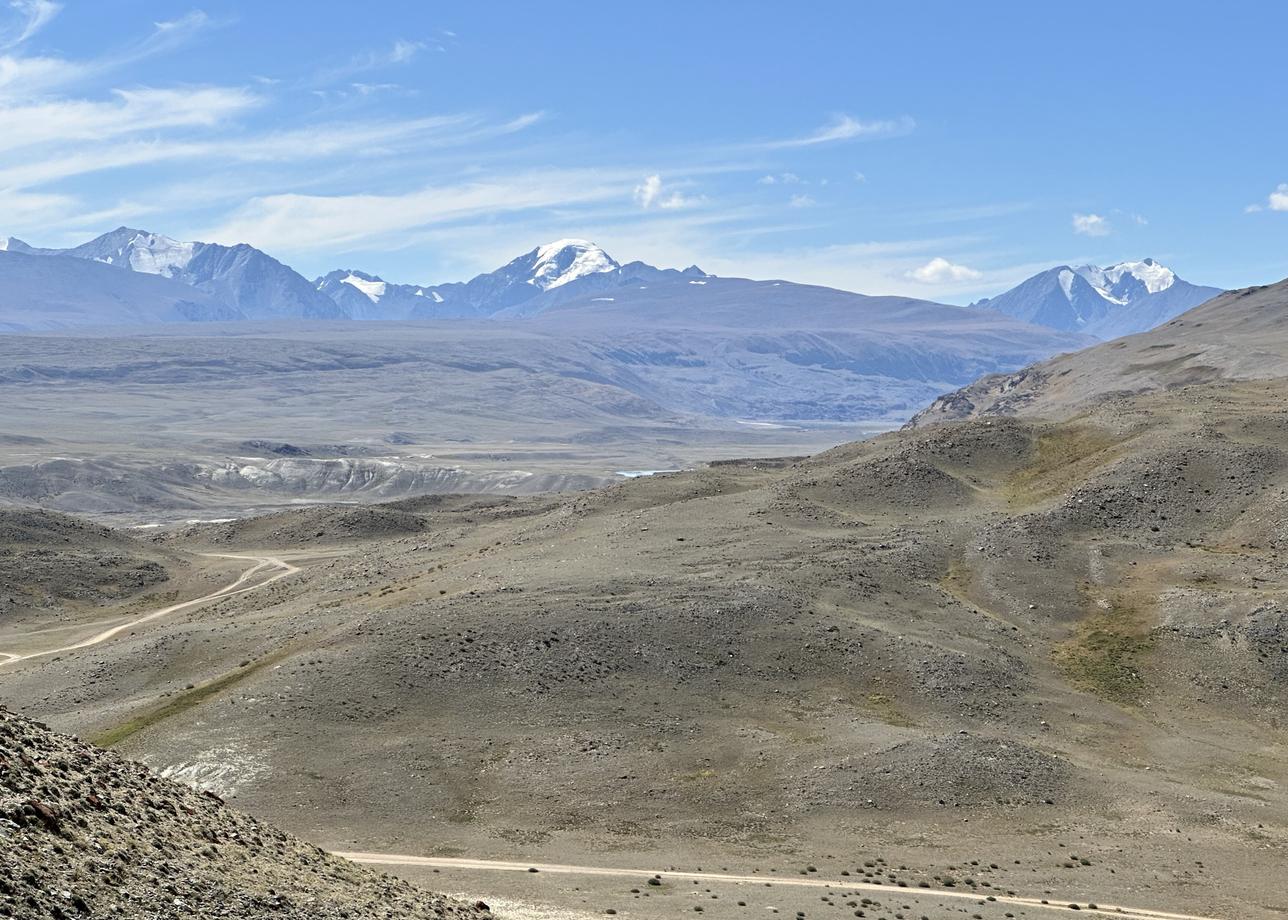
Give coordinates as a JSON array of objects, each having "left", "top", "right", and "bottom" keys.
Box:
[{"left": 2, "top": 1, "right": 1286, "bottom": 302}]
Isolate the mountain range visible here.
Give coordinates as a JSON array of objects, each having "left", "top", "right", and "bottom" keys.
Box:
[
  {"left": 0, "top": 228, "right": 1223, "bottom": 341},
  {"left": 971, "top": 258, "right": 1221, "bottom": 339}
]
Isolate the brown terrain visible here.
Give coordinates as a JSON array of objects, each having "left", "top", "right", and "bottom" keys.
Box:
[{"left": 3, "top": 280, "right": 1288, "bottom": 919}]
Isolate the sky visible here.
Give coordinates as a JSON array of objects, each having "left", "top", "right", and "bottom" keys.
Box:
[{"left": 1, "top": 0, "right": 1286, "bottom": 302}]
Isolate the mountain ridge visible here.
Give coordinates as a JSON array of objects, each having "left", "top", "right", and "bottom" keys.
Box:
[{"left": 972, "top": 258, "right": 1221, "bottom": 339}]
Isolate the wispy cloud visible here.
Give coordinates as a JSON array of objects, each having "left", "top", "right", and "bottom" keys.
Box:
[
  {"left": 787, "top": 193, "right": 816, "bottom": 208},
  {"left": 757, "top": 172, "right": 803, "bottom": 185},
  {"left": 0, "top": 104, "right": 544, "bottom": 192},
  {"left": 760, "top": 113, "right": 915, "bottom": 149},
  {"left": 0, "top": 86, "right": 261, "bottom": 154},
  {"left": 0, "top": 9, "right": 212, "bottom": 97},
  {"left": 314, "top": 38, "right": 426, "bottom": 85},
  {"left": 1072, "top": 212, "right": 1111, "bottom": 236},
  {"left": 1, "top": 0, "right": 60, "bottom": 49},
  {"left": 205, "top": 168, "right": 644, "bottom": 252}
]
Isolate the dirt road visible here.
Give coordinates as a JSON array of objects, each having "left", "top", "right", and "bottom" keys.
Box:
[{"left": 0, "top": 553, "right": 298, "bottom": 666}]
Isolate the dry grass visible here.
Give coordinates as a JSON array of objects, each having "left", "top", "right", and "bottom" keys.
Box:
[{"left": 1003, "top": 422, "right": 1126, "bottom": 506}]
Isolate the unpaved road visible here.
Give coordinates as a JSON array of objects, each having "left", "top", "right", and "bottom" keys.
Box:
[
  {"left": 336, "top": 852, "right": 1226, "bottom": 920},
  {"left": 0, "top": 552, "right": 298, "bottom": 666}
]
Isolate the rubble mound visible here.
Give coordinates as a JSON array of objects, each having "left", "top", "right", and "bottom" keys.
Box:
[{"left": 0, "top": 708, "right": 490, "bottom": 920}]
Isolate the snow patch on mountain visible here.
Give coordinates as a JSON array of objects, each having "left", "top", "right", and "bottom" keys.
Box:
[
  {"left": 1089, "top": 259, "right": 1176, "bottom": 294},
  {"left": 1074, "top": 259, "right": 1174, "bottom": 302},
  {"left": 340, "top": 273, "right": 387, "bottom": 302},
  {"left": 124, "top": 233, "right": 197, "bottom": 277},
  {"left": 529, "top": 239, "right": 618, "bottom": 290}
]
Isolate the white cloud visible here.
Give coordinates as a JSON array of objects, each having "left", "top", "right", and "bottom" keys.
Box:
[
  {"left": 906, "top": 256, "right": 982, "bottom": 284},
  {"left": 634, "top": 174, "right": 703, "bottom": 210},
  {"left": 634, "top": 174, "right": 662, "bottom": 208},
  {"left": 2, "top": 0, "right": 60, "bottom": 49},
  {"left": 1245, "top": 184, "right": 1288, "bottom": 213},
  {"left": 762, "top": 113, "right": 915, "bottom": 149},
  {"left": 1072, "top": 212, "right": 1111, "bottom": 236},
  {"left": 788, "top": 194, "right": 816, "bottom": 208},
  {"left": 853, "top": 171, "right": 867, "bottom": 183}
]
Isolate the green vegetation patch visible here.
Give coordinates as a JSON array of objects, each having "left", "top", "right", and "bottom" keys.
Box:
[
  {"left": 93, "top": 648, "right": 292, "bottom": 748},
  {"left": 1005, "top": 423, "right": 1125, "bottom": 505},
  {"left": 1053, "top": 596, "right": 1155, "bottom": 705}
]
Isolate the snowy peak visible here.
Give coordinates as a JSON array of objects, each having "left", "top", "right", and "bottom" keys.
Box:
[
  {"left": 525, "top": 239, "right": 619, "bottom": 290},
  {"left": 1074, "top": 258, "right": 1176, "bottom": 302},
  {"left": 975, "top": 258, "right": 1221, "bottom": 340},
  {"left": 65, "top": 227, "right": 197, "bottom": 278},
  {"left": 123, "top": 232, "right": 197, "bottom": 277}
]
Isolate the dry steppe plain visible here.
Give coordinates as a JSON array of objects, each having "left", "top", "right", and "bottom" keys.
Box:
[{"left": 4, "top": 373, "right": 1287, "bottom": 918}]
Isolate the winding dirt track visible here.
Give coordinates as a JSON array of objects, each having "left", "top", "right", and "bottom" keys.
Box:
[
  {"left": 0, "top": 552, "right": 298, "bottom": 666},
  {"left": 334, "top": 852, "right": 1227, "bottom": 920}
]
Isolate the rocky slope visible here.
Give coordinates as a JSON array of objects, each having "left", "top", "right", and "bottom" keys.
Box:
[{"left": 0, "top": 707, "right": 490, "bottom": 920}]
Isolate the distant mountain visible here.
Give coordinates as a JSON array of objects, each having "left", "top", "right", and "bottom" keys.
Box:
[
  {"left": 317, "top": 239, "right": 711, "bottom": 319},
  {"left": 313, "top": 269, "right": 435, "bottom": 321},
  {"left": 494, "top": 273, "right": 1093, "bottom": 420},
  {"left": 0, "top": 250, "right": 243, "bottom": 331},
  {"left": 7, "top": 228, "right": 347, "bottom": 321},
  {"left": 971, "top": 259, "right": 1221, "bottom": 339}
]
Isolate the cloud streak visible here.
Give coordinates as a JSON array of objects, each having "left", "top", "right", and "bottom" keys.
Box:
[
  {"left": 2, "top": 0, "right": 60, "bottom": 49},
  {"left": 204, "top": 169, "right": 645, "bottom": 252},
  {"left": 760, "top": 113, "right": 915, "bottom": 149}
]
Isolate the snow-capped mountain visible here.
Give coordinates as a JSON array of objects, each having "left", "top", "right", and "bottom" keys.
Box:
[
  {"left": 972, "top": 259, "right": 1221, "bottom": 339},
  {"left": 7, "top": 228, "right": 347, "bottom": 321},
  {"left": 426, "top": 239, "right": 624, "bottom": 316},
  {"left": 315, "top": 240, "right": 710, "bottom": 320}
]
